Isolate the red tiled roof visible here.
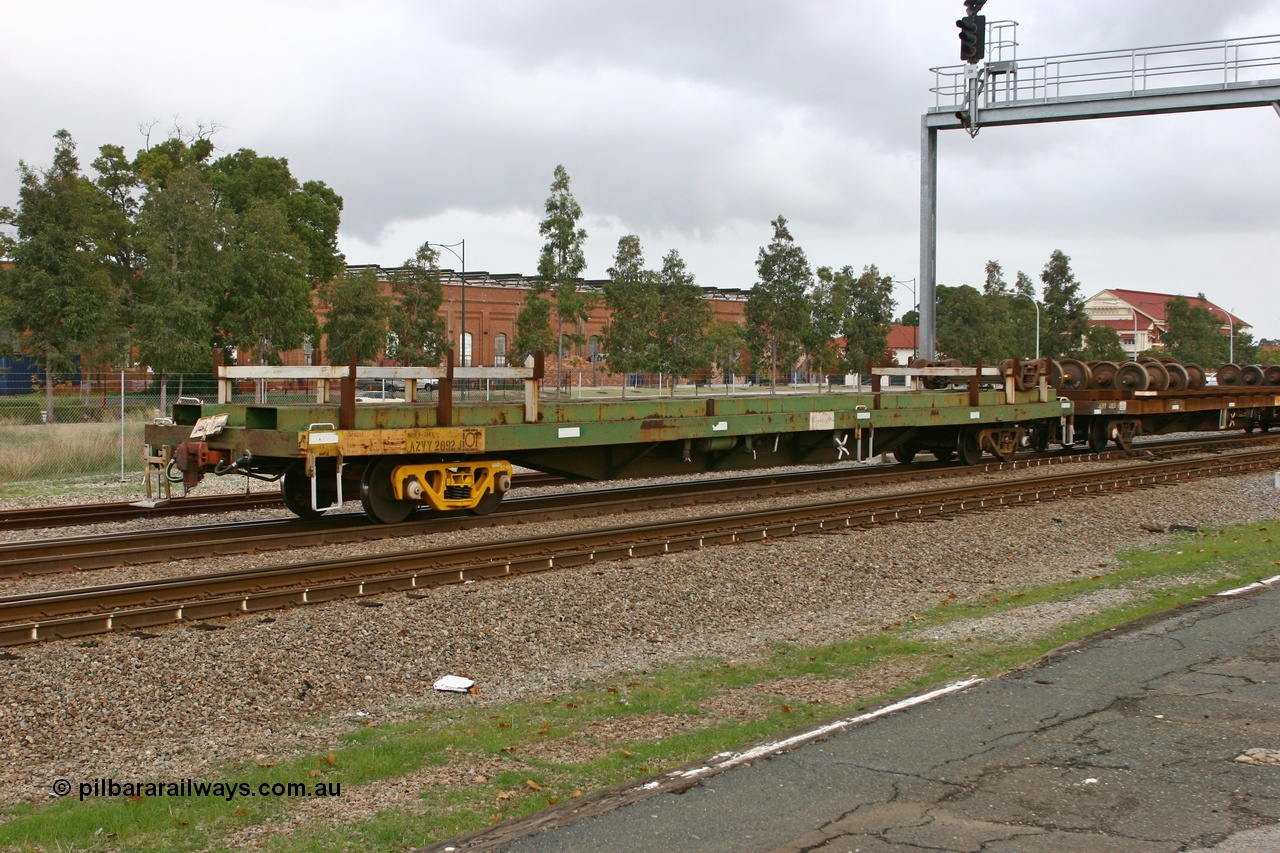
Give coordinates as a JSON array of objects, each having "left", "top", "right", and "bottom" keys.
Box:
[
  {"left": 886, "top": 324, "right": 918, "bottom": 349},
  {"left": 1102, "top": 289, "right": 1248, "bottom": 328}
]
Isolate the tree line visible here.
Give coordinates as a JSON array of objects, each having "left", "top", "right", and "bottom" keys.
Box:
[
  {"left": 0, "top": 128, "right": 350, "bottom": 419},
  {"left": 512, "top": 168, "right": 901, "bottom": 391},
  {"left": 925, "top": 254, "right": 1258, "bottom": 367},
  {"left": 2, "top": 132, "right": 1257, "bottom": 422}
]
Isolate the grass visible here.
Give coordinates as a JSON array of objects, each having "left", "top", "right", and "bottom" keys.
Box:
[
  {"left": 0, "top": 417, "right": 157, "bottom": 487},
  {"left": 2, "top": 518, "right": 1278, "bottom": 852}
]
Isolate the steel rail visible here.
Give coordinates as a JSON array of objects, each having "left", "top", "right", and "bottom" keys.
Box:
[
  {"left": 0, "top": 491, "right": 285, "bottom": 531},
  {"left": 0, "top": 472, "right": 571, "bottom": 532},
  {"left": 1, "top": 446, "right": 1276, "bottom": 647},
  {"left": 4, "top": 433, "right": 1276, "bottom": 579}
]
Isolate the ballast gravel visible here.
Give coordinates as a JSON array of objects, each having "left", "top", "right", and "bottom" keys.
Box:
[{"left": 0, "top": 462, "right": 1277, "bottom": 835}]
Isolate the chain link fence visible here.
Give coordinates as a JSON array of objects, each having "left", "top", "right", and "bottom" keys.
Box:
[
  {"left": 0, "top": 368, "right": 872, "bottom": 489},
  {"left": 0, "top": 371, "right": 178, "bottom": 488}
]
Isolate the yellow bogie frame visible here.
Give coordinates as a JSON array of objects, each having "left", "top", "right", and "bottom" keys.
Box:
[{"left": 389, "top": 460, "right": 513, "bottom": 511}]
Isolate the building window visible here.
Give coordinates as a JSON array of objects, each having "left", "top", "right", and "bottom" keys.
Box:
[
  {"left": 589, "top": 335, "right": 600, "bottom": 363},
  {"left": 493, "top": 333, "right": 507, "bottom": 368},
  {"left": 461, "top": 332, "right": 473, "bottom": 367}
]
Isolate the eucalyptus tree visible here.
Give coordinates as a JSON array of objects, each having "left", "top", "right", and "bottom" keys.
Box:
[
  {"left": 208, "top": 148, "right": 344, "bottom": 362},
  {"left": 516, "top": 165, "right": 591, "bottom": 392},
  {"left": 839, "top": 265, "right": 895, "bottom": 375},
  {"left": 935, "top": 284, "right": 989, "bottom": 364},
  {"left": 218, "top": 201, "right": 316, "bottom": 363},
  {"left": 745, "top": 216, "right": 812, "bottom": 386},
  {"left": 601, "top": 234, "right": 660, "bottom": 387},
  {"left": 1, "top": 130, "right": 120, "bottom": 422},
  {"left": 322, "top": 267, "right": 391, "bottom": 364},
  {"left": 387, "top": 243, "right": 447, "bottom": 366},
  {"left": 1080, "top": 324, "right": 1127, "bottom": 362},
  {"left": 807, "top": 266, "right": 849, "bottom": 385},
  {"left": 1039, "top": 250, "right": 1089, "bottom": 360},
  {"left": 705, "top": 319, "right": 747, "bottom": 387},
  {"left": 132, "top": 146, "right": 225, "bottom": 406},
  {"left": 654, "top": 249, "right": 711, "bottom": 391}
]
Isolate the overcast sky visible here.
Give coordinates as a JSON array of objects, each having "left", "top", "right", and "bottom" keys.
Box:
[{"left": 3, "top": 0, "right": 1278, "bottom": 337}]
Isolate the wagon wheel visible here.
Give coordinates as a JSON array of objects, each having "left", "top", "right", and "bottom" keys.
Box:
[
  {"left": 892, "top": 444, "right": 918, "bottom": 464},
  {"left": 1143, "top": 360, "right": 1170, "bottom": 391},
  {"left": 932, "top": 448, "right": 956, "bottom": 463},
  {"left": 360, "top": 458, "right": 418, "bottom": 524},
  {"left": 1114, "top": 362, "right": 1150, "bottom": 392},
  {"left": 1162, "top": 362, "right": 1189, "bottom": 391},
  {"left": 957, "top": 427, "right": 982, "bottom": 466},
  {"left": 1264, "top": 365, "right": 1280, "bottom": 386},
  {"left": 1045, "top": 359, "right": 1064, "bottom": 390},
  {"left": 1087, "top": 420, "right": 1109, "bottom": 453},
  {"left": 1090, "top": 361, "right": 1118, "bottom": 389},
  {"left": 1217, "top": 363, "right": 1241, "bottom": 386},
  {"left": 1059, "top": 358, "right": 1092, "bottom": 390},
  {"left": 1030, "top": 424, "right": 1052, "bottom": 453},
  {"left": 470, "top": 490, "right": 504, "bottom": 516},
  {"left": 282, "top": 468, "right": 334, "bottom": 519},
  {"left": 1182, "top": 363, "right": 1206, "bottom": 389},
  {"left": 1239, "top": 365, "right": 1266, "bottom": 386}
]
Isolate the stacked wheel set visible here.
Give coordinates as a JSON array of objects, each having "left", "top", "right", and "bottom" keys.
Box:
[
  {"left": 1057, "top": 357, "right": 1206, "bottom": 392},
  {"left": 1041, "top": 357, "right": 1280, "bottom": 393},
  {"left": 1214, "top": 363, "right": 1280, "bottom": 388}
]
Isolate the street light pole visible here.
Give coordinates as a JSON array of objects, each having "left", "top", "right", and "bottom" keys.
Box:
[
  {"left": 894, "top": 279, "right": 918, "bottom": 360},
  {"left": 427, "top": 239, "right": 466, "bottom": 398},
  {"left": 1227, "top": 307, "right": 1235, "bottom": 364},
  {"left": 1018, "top": 293, "right": 1041, "bottom": 361}
]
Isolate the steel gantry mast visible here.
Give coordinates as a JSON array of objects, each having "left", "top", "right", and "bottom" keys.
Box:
[{"left": 917, "top": 7, "right": 1280, "bottom": 359}]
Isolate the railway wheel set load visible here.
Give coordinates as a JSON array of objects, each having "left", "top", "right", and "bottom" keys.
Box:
[{"left": 140, "top": 355, "right": 1280, "bottom": 523}]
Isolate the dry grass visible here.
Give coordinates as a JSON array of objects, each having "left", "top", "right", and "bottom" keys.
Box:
[{"left": 0, "top": 417, "right": 152, "bottom": 484}]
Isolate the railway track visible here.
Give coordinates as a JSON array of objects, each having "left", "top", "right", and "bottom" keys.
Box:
[
  {"left": 2, "top": 444, "right": 1277, "bottom": 647},
  {"left": 0, "top": 491, "right": 284, "bottom": 531},
  {"left": 3, "top": 434, "right": 1263, "bottom": 578},
  {"left": 0, "top": 471, "right": 571, "bottom": 532},
  {"left": 3, "top": 433, "right": 1277, "bottom": 579}
]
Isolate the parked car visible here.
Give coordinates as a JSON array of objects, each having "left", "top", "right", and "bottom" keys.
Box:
[{"left": 354, "top": 390, "right": 404, "bottom": 403}]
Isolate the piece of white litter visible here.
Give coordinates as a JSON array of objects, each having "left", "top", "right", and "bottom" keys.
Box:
[
  {"left": 433, "top": 675, "right": 475, "bottom": 693},
  {"left": 1081, "top": 778, "right": 1099, "bottom": 785}
]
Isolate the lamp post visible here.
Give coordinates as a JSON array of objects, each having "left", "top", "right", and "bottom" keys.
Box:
[
  {"left": 1204, "top": 305, "right": 1235, "bottom": 364},
  {"left": 1132, "top": 305, "right": 1139, "bottom": 361},
  {"left": 1019, "top": 293, "right": 1041, "bottom": 361},
  {"left": 427, "top": 239, "right": 466, "bottom": 398},
  {"left": 894, "top": 279, "right": 918, "bottom": 360},
  {"left": 1223, "top": 307, "right": 1235, "bottom": 364}
]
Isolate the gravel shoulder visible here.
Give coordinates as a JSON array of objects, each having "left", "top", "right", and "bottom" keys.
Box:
[{"left": 1, "top": 461, "right": 1277, "bottom": 841}]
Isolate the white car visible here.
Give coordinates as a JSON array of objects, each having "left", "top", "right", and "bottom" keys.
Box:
[{"left": 354, "top": 390, "right": 404, "bottom": 403}]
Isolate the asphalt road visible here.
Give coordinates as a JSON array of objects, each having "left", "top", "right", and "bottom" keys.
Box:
[{"left": 428, "top": 580, "right": 1280, "bottom": 853}]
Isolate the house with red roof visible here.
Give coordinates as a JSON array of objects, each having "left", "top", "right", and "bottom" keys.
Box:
[
  {"left": 1083, "top": 289, "right": 1249, "bottom": 358},
  {"left": 886, "top": 324, "right": 920, "bottom": 365}
]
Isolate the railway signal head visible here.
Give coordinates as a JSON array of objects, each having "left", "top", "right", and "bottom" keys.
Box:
[{"left": 957, "top": 14, "right": 985, "bottom": 63}]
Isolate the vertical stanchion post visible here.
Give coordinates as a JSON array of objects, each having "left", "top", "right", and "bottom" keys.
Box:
[{"left": 120, "top": 369, "right": 126, "bottom": 482}]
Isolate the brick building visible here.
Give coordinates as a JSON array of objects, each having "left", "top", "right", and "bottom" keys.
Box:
[{"left": 302, "top": 266, "right": 750, "bottom": 380}]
